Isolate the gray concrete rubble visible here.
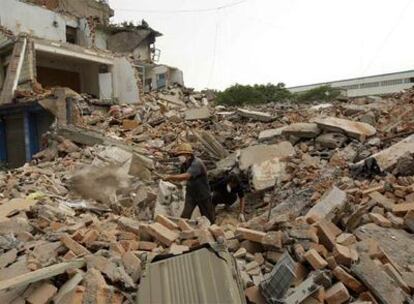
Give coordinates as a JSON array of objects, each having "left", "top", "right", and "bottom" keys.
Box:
[
  {"left": 316, "top": 132, "right": 348, "bottom": 149},
  {"left": 184, "top": 106, "right": 212, "bottom": 121},
  {"left": 237, "top": 108, "right": 275, "bottom": 122},
  {"left": 3, "top": 30, "right": 414, "bottom": 302},
  {"left": 258, "top": 127, "right": 287, "bottom": 142},
  {"left": 281, "top": 122, "right": 321, "bottom": 138},
  {"left": 314, "top": 117, "right": 377, "bottom": 141},
  {"left": 239, "top": 142, "right": 295, "bottom": 171},
  {"left": 356, "top": 134, "right": 414, "bottom": 172}
]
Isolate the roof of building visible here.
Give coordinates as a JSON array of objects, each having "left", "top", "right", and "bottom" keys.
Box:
[{"left": 288, "top": 69, "right": 414, "bottom": 90}]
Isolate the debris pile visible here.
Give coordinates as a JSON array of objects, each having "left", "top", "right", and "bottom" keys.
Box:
[{"left": 2, "top": 86, "right": 414, "bottom": 303}]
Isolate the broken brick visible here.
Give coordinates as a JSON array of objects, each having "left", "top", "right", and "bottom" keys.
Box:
[
  {"left": 325, "top": 282, "right": 350, "bottom": 304},
  {"left": 368, "top": 213, "right": 392, "bottom": 228},
  {"left": 236, "top": 227, "right": 266, "bottom": 243},
  {"left": 147, "top": 223, "right": 179, "bottom": 246},
  {"left": 304, "top": 249, "right": 328, "bottom": 270},
  {"left": 333, "top": 266, "right": 365, "bottom": 293},
  {"left": 155, "top": 214, "right": 179, "bottom": 230},
  {"left": 61, "top": 235, "right": 91, "bottom": 256}
]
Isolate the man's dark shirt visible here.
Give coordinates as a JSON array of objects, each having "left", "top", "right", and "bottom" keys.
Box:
[
  {"left": 180, "top": 156, "right": 211, "bottom": 200},
  {"left": 211, "top": 175, "right": 244, "bottom": 205}
]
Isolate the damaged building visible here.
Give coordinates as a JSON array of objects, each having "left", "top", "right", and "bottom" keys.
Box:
[{"left": 0, "top": 0, "right": 184, "bottom": 168}]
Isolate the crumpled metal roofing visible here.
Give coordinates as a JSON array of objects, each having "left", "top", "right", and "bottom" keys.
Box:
[{"left": 137, "top": 246, "right": 246, "bottom": 304}]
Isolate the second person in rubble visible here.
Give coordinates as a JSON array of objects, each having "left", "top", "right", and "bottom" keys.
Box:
[{"left": 165, "top": 143, "right": 215, "bottom": 224}]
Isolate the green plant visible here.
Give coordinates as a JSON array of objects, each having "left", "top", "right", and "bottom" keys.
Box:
[
  {"left": 293, "top": 85, "right": 341, "bottom": 103},
  {"left": 216, "top": 83, "right": 292, "bottom": 106}
]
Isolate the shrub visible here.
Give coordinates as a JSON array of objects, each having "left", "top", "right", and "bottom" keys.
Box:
[
  {"left": 293, "top": 85, "right": 341, "bottom": 103},
  {"left": 216, "top": 83, "right": 291, "bottom": 106}
]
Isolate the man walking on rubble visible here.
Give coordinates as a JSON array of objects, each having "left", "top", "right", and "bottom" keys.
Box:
[{"left": 165, "top": 143, "right": 215, "bottom": 223}]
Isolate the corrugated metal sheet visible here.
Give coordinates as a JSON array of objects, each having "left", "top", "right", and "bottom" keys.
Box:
[{"left": 137, "top": 246, "right": 246, "bottom": 304}]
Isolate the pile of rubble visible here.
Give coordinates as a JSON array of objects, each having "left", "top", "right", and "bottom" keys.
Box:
[{"left": 2, "top": 85, "right": 414, "bottom": 303}]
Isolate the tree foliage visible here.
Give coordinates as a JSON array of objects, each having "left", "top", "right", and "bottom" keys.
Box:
[
  {"left": 216, "top": 83, "right": 341, "bottom": 106},
  {"left": 216, "top": 83, "right": 291, "bottom": 106}
]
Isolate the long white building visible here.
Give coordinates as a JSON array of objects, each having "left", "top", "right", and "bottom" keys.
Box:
[{"left": 288, "top": 70, "right": 414, "bottom": 97}]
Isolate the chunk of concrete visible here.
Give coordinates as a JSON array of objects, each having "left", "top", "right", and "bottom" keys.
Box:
[
  {"left": 357, "top": 134, "right": 414, "bottom": 172},
  {"left": 352, "top": 254, "right": 408, "bottom": 304},
  {"left": 251, "top": 157, "right": 286, "bottom": 191},
  {"left": 185, "top": 106, "right": 211, "bottom": 121},
  {"left": 314, "top": 117, "right": 376, "bottom": 141},
  {"left": 282, "top": 123, "right": 321, "bottom": 139},
  {"left": 305, "top": 186, "right": 347, "bottom": 222},
  {"left": 258, "top": 127, "right": 287, "bottom": 142},
  {"left": 316, "top": 133, "right": 348, "bottom": 149},
  {"left": 239, "top": 142, "right": 295, "bottom": 171},
  {"left": 237, "top": 108, "right": 275, "bottom": 122},
  {"left": 355, "top": 223, "right": 414, "bottom": 274}
]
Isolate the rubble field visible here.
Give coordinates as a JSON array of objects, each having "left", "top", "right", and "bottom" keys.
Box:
[{"left": 2, "top": 85, "right": 414, "bottom": 303}]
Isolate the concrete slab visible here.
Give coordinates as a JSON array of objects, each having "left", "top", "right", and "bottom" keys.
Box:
[
  {"left": 305, "top": 186, "right": 347, "bottom": 222},
  {"left": 355, "top": 223, "right": 414, "bottom": 274},
  {"left": 357, "top": 134, "right": 414, "bottom": 172},
  {"left": 237, "top": 108, "right": 275, "bottom": 122},
  {"left": 314, "top": 117, "right": 376, "bottom": 141},
  {"left": 251, "top": 157, "right": 286, "bottom": 191},
  {"left": 239, "top": 142, "right": 295, "bottom": 171},
  {"left": 185, "top": 107, "right": 211, "bottom": 121},
  {"left": 282, "top": 123, "right": 321, "bottom": 138},
  {"left": 352, "top": 254, "right": 407, "bottom": 304},
  {"left": 258, "top": 127, "right": 287, "bottom": 142}
]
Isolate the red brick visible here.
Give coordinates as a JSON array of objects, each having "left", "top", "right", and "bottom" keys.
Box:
[
  {"left": 293, "top": 243, "right": 306, "bottom": 263},
  {"left": 178, "top": 219, "right": 194, "bottom": 232},
  {"left": 315, "top": 219, "right": 337, "bottom": 251},
  {"left": 119, "top": 240, "right": 139, "bottom": 251},
  {"left": 333, "top": 266, "right": 365, "bottom": 293},
  {"left": 155, "top": 214, "right": 179, "bottom": 230},
  {"left": 63, "top": 250, "right": 77, "bottom": 261},
  {"left": 138, "top": 241, "right": 157, "bottom": 251},
  {"left": 236, "top": 227, "right": 266, "bottom": 243},
  {"left": 147, "top": 223, "right": 179, "bottom": 246},
  {"left": 81, "top": 229, "right": 99, "bottom": 246},
  {"left": 304, "top": 249, "right": 328, "bottom": 270},
  {"left": 392, "top": 202, "right": 414, "bottom": 215},
  {"left": 61, "top": 235, "right": 91, "bottom": 256},
  {"left": 122, "top": 252, "right": 141, "bottom": 281},
  {"left": 122, "top": 119, "right": 139, "bottom": 130},
  {"left": 309, "top": 243, "right": 328, "bottom": 259},
  {"left": 209, "top": 224, "right": 226, "bottom": 239},
  {"left": 325, "top": 282, "right": 350, "bottom": 304},
  {"left": 336, "top": 233, "right": 356, "bottom": 246},
  {"left": 326, "top": 256, "right": 338, "bottom": 270},
  {"left": 359, "top": 291, "right": 379, "bottom": 304},
  {"left": 369, "top": 213, "right": 392, "bottom": 228},
  {"left": 333, "top": 244, "right": 353, "bottom": 267},
  {"left": 110, "top": 242, "right": 126, "bottom": 255}
]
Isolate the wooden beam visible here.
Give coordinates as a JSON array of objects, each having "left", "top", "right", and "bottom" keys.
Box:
[{"left": 0, "top": 259, "right": 85, "bottom": 291}]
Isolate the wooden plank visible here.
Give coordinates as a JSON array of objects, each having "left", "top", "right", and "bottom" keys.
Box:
[{"left": 0, "top": 259, "right": 85, "bottom": 291}]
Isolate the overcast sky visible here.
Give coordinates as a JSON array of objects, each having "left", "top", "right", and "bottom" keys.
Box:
[{"left": 109, "top": 0, "right": 414, "bottom": 91}]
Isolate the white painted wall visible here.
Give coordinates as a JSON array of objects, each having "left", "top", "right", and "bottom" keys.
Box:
[
  {"left": 112, "top": 57, "right": 140, "bottom": 104},
  {"left": 132, "top": 44, "right": 151, "bottom": 62},
  {"left": 0, "top": 0, "right": 67, "bottom": 41},
  {"left": 95, "top": 30, "right": 108, "bottom": 50},
  {"left": 170, "top": 68, "right": 184, "bottom": 87}
]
